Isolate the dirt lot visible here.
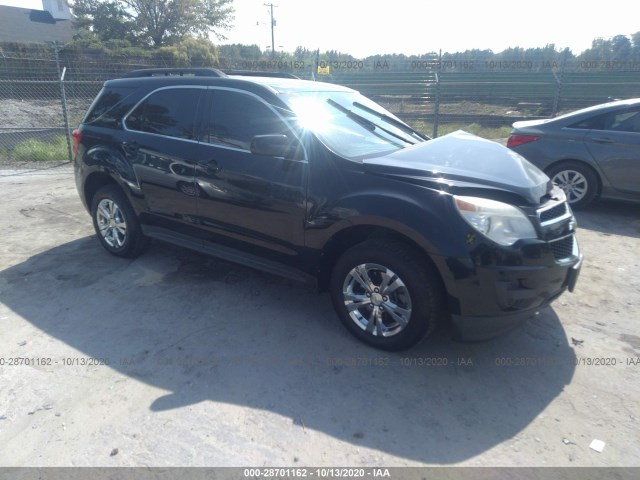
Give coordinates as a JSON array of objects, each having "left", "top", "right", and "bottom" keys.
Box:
[{"left": 0, "top": 165, "right": 639, "bottom": 467}]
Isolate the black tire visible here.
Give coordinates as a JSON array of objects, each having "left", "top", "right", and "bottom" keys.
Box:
[
  {"left": 91, "top": 184, "right": 150, "bottom": 258},
  {"left": 330, "top": 239, "right": 443, "bottom": 351},
  {"left": 546, "top": 161, "right": 598, "bottom": 209}
]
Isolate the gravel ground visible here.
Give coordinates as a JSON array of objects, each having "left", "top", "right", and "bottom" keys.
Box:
[
  {"left": 0, "top": 166, "right": 639, "bottom": 467},
  {"left": 0, "top": 99, "right": 91, "bottom": 129},
  {"left": 0, "top": 99, "right": 90, "bottom": 165}
]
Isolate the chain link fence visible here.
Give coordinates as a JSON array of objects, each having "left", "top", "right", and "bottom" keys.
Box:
[
  {"left": 323, "top": 56, "right": 640, "bottom": 139},
  {"left": 2, "top": 44, "right": 640, "bottom": 167},
  {"left": 0, "top": 43, "right": 169, "bottom": 168}
]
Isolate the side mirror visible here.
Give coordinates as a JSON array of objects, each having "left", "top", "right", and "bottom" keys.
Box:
[{"left": 250, "top": 134, "right": 301, "bottom": 159}]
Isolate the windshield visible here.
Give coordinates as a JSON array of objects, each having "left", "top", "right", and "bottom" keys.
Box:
[{"left": 280, "top": 91, "right": 425, "bottom": 160}]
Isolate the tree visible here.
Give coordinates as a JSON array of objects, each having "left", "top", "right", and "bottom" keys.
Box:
[
  {"left": 71, "top": 0, "right": 234, "bottom": 47},
  {"left": 121, "top": 0, "right": 234, "bottom": 47},
  {"left": 157, "top": 37, "right": 220, "bottom": 66},
  {"left": 632, "top": 32, "right": 640, "bottom": 62},
  {"left": 71, "top": 0, "right": 136, "bottom": 43},
  {"left": 294, "top": 46, "right": 312, "bottom": 60},
  {"left": 579, "top": 38, "right": 613, "bottom": 63},
  {"left": 611, "top": 35, "right": 632, "bottom": 62}
]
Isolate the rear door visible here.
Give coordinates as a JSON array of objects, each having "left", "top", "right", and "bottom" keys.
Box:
[
  {"left": 193, "top": 87, "right": 308, "bottom": 259},
  {"left": 122, "top": 86, "right": 205, "bottom": 231},
  {"left": 583, "top": 107, "right": 640, "bottom": 195}
]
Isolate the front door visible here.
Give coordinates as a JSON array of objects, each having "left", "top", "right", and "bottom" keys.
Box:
[{"left": 194, "top": 88, "right": 307, "bottom": 260}]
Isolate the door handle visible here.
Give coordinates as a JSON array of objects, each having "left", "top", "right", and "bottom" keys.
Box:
[{"left": 592, "top": 137, "right": 613, "bottom": 144}]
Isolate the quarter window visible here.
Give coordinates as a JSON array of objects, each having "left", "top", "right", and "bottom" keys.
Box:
[
  {"left": 83, "top": 86, "right": 136, "bottom": 125},
  {"left": 126, "top": 88, "right": 201, "bottom": 140},
  {"left": 202, "top": 90, "right": 291, "bottom": 150}
]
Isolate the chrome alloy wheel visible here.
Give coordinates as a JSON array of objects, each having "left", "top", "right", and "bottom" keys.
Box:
[
  {"left": 96, "top": 198, "right": 127, "bottom": 248},
  {"left": 342, "top": 263, "right": 413, "bottom": 337},
  {"left": 551, "top": 169, "right": 588, "bottom": 204}
]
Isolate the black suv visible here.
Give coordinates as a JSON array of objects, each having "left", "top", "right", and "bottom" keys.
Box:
[{"left": 73, "top": 68, "right": 582, "bottom": 351}]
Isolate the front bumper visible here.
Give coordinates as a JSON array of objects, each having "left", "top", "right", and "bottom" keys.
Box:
[
  {"left": 434, "top": 239, "right": 582, "bottom": 341},
  {"left": 451, "top": 253, "right": 582, "bottom": 340}
]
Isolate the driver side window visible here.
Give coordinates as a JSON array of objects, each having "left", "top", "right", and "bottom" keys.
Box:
[{"left": 201, "top": 90, "right": 292, "bottom": 150}]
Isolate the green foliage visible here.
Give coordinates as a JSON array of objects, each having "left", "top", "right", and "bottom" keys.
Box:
[
  {"left": 120, "top": 0, "right": 235, "bottom": 47},
  {"left": 67, "top": 29, "right": 110, "bottom": 53},
  {"left": 0, "top": 42, "right": 52, "bottom": 58},
  {"left": 578, "top": 33, "right": 640, "bottom": 64},
  {"left": 294, "top": 46, "right": 314, "bottom": 60},
  {"left": 62, "top": 33, "right": 151, "bottom": 57},
  {"left": 103, "top": 39, "right": 152, "bottom": 57},
  {"left": 13, "top": 136, "right": 69, "bottom": 162},
  {"left": 219, "top": 43, "right": 301, "bottom": 70},
  {"left": 218, "top": 44, "right": 262, "bottom": 65},
  {"left": 63, "top": 4, "right": 640, "bottom": 74},
  {"left": 156, "top": 38, "right": 219, "bottom": 66},
  {"left": 71, "top": 0, "right": 136, "bottom": 43},
  {"left": 633, "top": 32, "right": 640, "bottom": 61},
  {"left": 70, "top": 0, "right": 234, "bottom": 48}
]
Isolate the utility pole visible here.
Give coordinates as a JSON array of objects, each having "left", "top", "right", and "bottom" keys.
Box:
[{"left": 264, "top": 3, "right": 277, "bottom": 59}]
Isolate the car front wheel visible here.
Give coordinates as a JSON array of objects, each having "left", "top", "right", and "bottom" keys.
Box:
[{"left": 330, "top": 240, "right": 443, "bottom": 351}]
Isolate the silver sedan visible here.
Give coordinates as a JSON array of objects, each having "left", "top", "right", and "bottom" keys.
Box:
[{"left": 507, "top": 98, "right": 640, "bottom": 208}]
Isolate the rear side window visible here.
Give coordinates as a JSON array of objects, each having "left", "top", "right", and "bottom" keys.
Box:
[
  {"left": 569, "top": 109, "right": 640, "bottom": 132},
  {"left": 609, "top": 110, "right": 640, "bottom": 133},
  {"left": 125, "top": 88, "right": 202, "bottom": 140},
  {"left": 83, "top": 86, "right": 136, "bottom": 125},
  {"left": 568, "top": 114, "right": 607, "bottom": 130}
]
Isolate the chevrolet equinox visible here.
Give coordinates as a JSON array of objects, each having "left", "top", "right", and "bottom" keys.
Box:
[{"left": 73, "top": 68, "right": 582, "bottom": 351}]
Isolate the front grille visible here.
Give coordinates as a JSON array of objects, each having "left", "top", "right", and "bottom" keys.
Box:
[
  {"left": 549, "top": 235, "right": 575, "bottom": 260},
  {"left": 539, "top": 202, "right": 568, "bottom": 224}
]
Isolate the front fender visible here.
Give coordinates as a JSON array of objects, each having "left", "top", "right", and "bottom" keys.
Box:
[{"left": 305, "top": 190, "right": 465, "bottom": 258}]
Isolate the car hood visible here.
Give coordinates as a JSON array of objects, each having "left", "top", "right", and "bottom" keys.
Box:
[{"left": 363, "top": 131, "right": 551, "bottom": 205}]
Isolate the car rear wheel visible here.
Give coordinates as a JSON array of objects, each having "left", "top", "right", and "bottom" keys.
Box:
[
  {"left": 546, "top": 161, "right": 598, "bottom": 209},
  {"left": 91, "top": 184, "right": 150, "bottom": 258},
  {"left": 330, "top": 239, "right": 443, "bottom": 351}
]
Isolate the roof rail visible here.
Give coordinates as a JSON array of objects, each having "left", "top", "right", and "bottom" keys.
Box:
[
  {"left": 122, "top": 68, "right": 227, "bottom": 78},
  {"left": 224, "top": 70, "right": 300, "bottom": 79}
]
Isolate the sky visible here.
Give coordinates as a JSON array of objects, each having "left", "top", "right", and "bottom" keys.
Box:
[{"left": 2, "top": 0, "right": 638, "bottom": 57}]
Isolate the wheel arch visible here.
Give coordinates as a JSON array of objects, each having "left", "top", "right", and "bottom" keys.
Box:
[
  {"left": 84, "top": 171, "right": 120, "bottom": 212},
  {"left": 317, "top": 224, "right": 446, "bottom": 297},
  {"left": 545, "top": 158, "right": 603, "bottom": 197},
  {"left": 80, "top": 141, "right": 140, "bottom": 212}
]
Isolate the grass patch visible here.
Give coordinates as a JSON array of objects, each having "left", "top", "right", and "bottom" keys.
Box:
[
  {"left": 13, "top": 135, "right": 69, "bottom": 162},
  {"left": 408, "top": 121, "right": 512, "bottom": 140}
]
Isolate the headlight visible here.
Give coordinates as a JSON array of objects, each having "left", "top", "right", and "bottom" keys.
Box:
[{"left": 454, "top": 195, "right": 537, "bottom": 246}]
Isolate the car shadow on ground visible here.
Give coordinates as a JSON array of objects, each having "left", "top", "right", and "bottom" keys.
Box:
[
  {"left": 574, "top": 199, "right": 640, "bottom": 238},
  {"left": 0, "top": 237, "right": 576, "bottom": 464}
]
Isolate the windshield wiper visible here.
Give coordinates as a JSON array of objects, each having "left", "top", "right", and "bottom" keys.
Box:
[
  {"left": 326, "top": 99, "right": 416, "bottom": 146},
  {"left": 352, "top": 101, "right": 430, "bottom": 141}
]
